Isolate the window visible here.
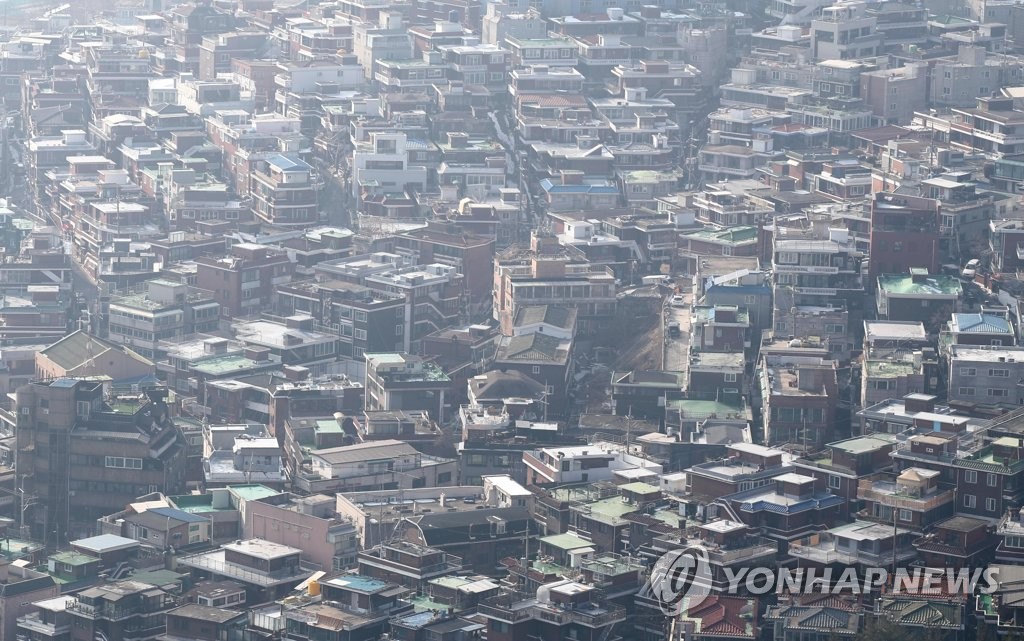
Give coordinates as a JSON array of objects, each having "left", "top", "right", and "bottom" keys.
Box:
[
  {"left": 987, "top": 498, "right": 998, "bottom": 512},
  {"left": 105, "top": 457, "right": 143, "bottom": 470},
  {"left": 532, "top": 365, "right": 541, "bottom": 374},
  {"left": 960, "top": 367, "right": 977, "bottom": 376},
  {"left": 990, "top": 369, "right": 1010, "bottom": 378},
  {"left": 825, "top": 324, "right": 845, "bottom": 334},
  {"left": 724, "top": 373, "right": 737, "bottom": 383},
  {"left": 989, "top": 388, "right": 1010, "bottom": 398},
  {"left": 898, "top": 509, "right": 912, "bottom": 522},
  {"left": 828, "top": 474, "right": 841, "bottom": 489},
  {"left": 437, "top": 471, "right": 452, "bottom": 484},
  {"left": 395, "top": 324, "right": 404, "bottom": 336},
  {"left": 965, "top": 470, "right": 978, "bottom": 484},
  {"left": 964, "top": 494, "right": 977, "bottom": 508},
  {"left": 959, "top": 387, "right": 976, "bottom": 396},
  {"left": 988, "top": 473, "right": 999, "bottom": 487}
]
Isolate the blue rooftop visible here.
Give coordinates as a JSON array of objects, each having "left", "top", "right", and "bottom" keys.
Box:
[
  {"left": 266, "top": 154, "right": 312, "bottom": 172},
  {"left": 326, "top": 574, "right": 390, "bottom": 593},
  {"left": 951, "top": 313, "right": 1012, "bottom": 335}
]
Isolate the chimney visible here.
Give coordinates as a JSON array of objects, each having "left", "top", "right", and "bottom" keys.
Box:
[
  {"left": 282, "top": 365, "right": 310, "bottom": 381},
  {"left": 285, "top": 315, "right": 314, "bottom": 331},
  {"left": 245, "top": 346, "right": 271, "bottom": 362}
]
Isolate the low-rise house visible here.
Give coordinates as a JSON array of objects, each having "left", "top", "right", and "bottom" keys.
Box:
[
  {"left": 687, "top": 443, "right": 795, "bottom": 502},
  {"left": 158, "top": 604, "right": 248, "bottom": 641},
  {"left": 476, "top": 581, "right": 625, "bottom": 641},
  {"left": 914, "top": 515, "right": 995, "bottom": 569},
  {"left": 365, "top": 353, "right": 453, "bottom": 424},
  {"left": 35, "top": 330, "right": 155, "bottom": 384},
  {"left": 856, "top": 468, "right": 956, "bottom": 533},
  {"left": 946, "top": 311, "right": 1016, "bottom": 347},
  {"left": 68, "top": 580, "right": 180, "bottom": 641},
  {"left": 176, "top": 539, "right": 319, "bottom": 603},
  {"left": 793, "top": 435, "right": 896, "bottom": 520},
  {"left": 300, "top": 439, "right": 457, "bottom": 495},
  {"left": 523, "top": 443, "right": 662, "bottom": 486},
  {"left": 721, "top": 472, "right": 844, "bottom": 544},
  {"left": 610, "top": 370, "right": 684, "bottom": 419},
  {"left": 245, "top": 493, "right": 359, "bottom": 571},
  {"left": 759, "top": 353, "right": 839, "bottom": 450},
  {"left": 789, "top": 520, "right": 917, "bottom": 569},
  {"left": 947, "top": 346, "right": 1024, "bottom": 408}
]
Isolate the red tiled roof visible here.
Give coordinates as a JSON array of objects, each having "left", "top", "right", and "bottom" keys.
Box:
[{"left": 686, "top": 596, "right": 756, "bottom": 638}]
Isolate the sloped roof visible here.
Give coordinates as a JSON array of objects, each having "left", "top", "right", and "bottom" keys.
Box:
[
  {"left": 951, "top": 313, "right": 1012, "bottom": 335},
  {"left": 40, "top": 330, "right": 152, "bottom": 371},
  {"left": 470, "top": 369, "right": 546, "bottom": 401},
  {"left": 877, "top": 599, "right": 962, "bottom": 629},
  {"left": 513, "top": 305, "right": 577, "bottom": 331},
  {"left": 684, "top": 596, "right": 756, "bottom": 638},
  {"left": 495, "top": 333, "right": 569, "bottom": 364}
]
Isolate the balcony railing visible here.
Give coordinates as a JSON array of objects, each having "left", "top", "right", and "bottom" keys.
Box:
[
  {"left": 857, "top": 481, "right": 954, "bottom": 511},
  {"left": 176, "top": 554, "right": 320, "bottom": 586},
  {"left": 788, "top": 542, "right": 917, "bottom": 566}
]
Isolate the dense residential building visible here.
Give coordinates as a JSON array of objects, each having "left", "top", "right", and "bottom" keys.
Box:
[
  {"left": 12, "top": 380, "right": 187, "bottom": 545},
  {"left": 195, "top": 243, "right": 294, "bottom": 318},
  {"left": 11, "top": 3, "right": 1024, "bottom": 641}
]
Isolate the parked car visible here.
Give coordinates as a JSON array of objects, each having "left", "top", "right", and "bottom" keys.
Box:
[
  {"left": 670, "top": 295, "right": 685, "bottom": 307},
  {"left": 668, "top": 321, "right": 681, "bottom": 337},
  {"left": 962, "top": 258, "right": 980, "bottom": 279}
]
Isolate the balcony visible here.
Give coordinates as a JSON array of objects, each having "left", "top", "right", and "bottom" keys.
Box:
[
  {"left": 479, "top": 595, "right": 626, "bottom": 628},
  {"left": 857, "top": 479, "right": 954, "bottom": 512},
  {"left": 479, "top": 595, "right": 535, "bottom": 623},
  {"left": 176, "top": 552, "right": 320, "bottom": 586},
  {"left": 788, "top": 534, "right": 917, "bottom": 566}
]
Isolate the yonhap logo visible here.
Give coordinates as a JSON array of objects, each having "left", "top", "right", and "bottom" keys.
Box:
[{"left": 649, "top": 545, "right": 713, "bottom": 616}]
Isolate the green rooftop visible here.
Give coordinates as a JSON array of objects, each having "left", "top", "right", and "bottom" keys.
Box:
[
  {"left": 229, "top": 484, "right": 282, "bottom": 502},
  {"left": 830, "top": 435, "right": 895, "bottom": 455},
  {"left": 315, "top": 420, "right": 345, "bottom": 434},
  {"left": 652, "top": 509, "right": 686, "bottom": 528},
  {"left": 580, "top": 497, "right": 638, "bottom": 525},
  {"left": 410, "top": 594, "right": 449, "bottom": 613},
  {"left": 191, "top": 354, "right": 269, "bottom": 376},
  {"left": 169, "top": 493, "right": 237, "bottom": 514},
  {"left": 878, "top": 273, "right": 962, "bottom": 297},
  {"left": 50, "top": 551, "right": 99, "bottom": 567},
  {"left": 532, "top": 559, "right": 569, "bottom": 575},
  {"left": 666, "top": 398, "right": 747, "bottom": 420},
  {"left": 131, "top": 569, "right": 189, "bottom": 588},
  {"left": 540, "top": 532, "right": 593, "bottom": 551},
  {"left": 619, "top": 482, "right": 660, "bottom": 495},
  {"left": 429, "top": 576, "right": 475, "bottom": 589}
]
